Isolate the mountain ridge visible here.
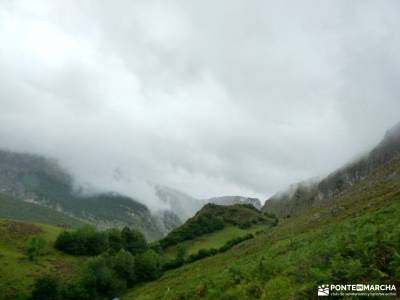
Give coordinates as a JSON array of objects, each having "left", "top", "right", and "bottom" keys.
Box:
[
  {"left": 262, "top": 121, "right": 400, "bottom": 216},
  {"left": 0, "top": 150, "right": 180, "bottom": 240}
]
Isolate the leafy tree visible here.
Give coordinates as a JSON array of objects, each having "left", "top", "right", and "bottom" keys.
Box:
[
  {"left": 121, "top": 227, "right": 148, "bottom": 255},
  {"left": 84, "top": 256, "right": 126, "bottom": 297},
  {"left": 135, "top": 249, "right": 161, "bottom": 281},
  {"left": 106, "top": 228, "right": 124, "bottom": 253},
  {"left": 111, "top": 249, "right": 137, "bottom": 287}
]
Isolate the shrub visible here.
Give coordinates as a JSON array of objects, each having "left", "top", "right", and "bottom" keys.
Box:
[
  {"left": 31, "top": 275, "right": 60, "bottom": 300},
  {"left": 27, "top": 236, "right": 47, "bottom": 261}
]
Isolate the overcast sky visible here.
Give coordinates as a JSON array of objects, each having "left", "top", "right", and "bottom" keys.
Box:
[{"left": 1, "top": 0, "right": 399, "bottom": 208}]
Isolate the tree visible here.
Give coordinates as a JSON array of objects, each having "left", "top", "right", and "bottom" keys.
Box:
[
  {"left": 135, "top": 249, "right": 161, "bottom": 281},
  {"left": 31, "top": 275, "right": 60, "bottom": 300},
  {"left": 121, "top": 227, "right": 148, "bottom": 255},
  {"left": 110, "top": 249, "right": 137, "bottom": 287},
  {"left": 27, "top": 236, "right": 47, "bottom": 261},
  {"left": 84, "top": 256, "right": 126, "bottom": 297},
  {"left": 107, "top": 228, "right": 124, "bottom": 253}
]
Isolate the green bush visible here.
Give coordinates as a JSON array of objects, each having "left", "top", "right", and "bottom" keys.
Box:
[
  {"left": 27, "top": 236, "right": 47, "bottom": 261},
  {"left": 135, "top": 250, "right": 161, "bottom": 281},
  {"left": 31, "top": 275, "right": 60, "bottom": 300}
]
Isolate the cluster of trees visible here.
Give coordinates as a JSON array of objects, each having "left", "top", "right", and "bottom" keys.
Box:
[
  {"left": 31, "top": 248, "right": 161, "bottom": 300},
  {"left": 55, "top": 225, "right": 147, "bottom": 256},
  {"left": 31, "top": 226, "right": 162, "bottom": 300},
  {"left": 160, "top": 213, "right": 224, "bottom": 248}
]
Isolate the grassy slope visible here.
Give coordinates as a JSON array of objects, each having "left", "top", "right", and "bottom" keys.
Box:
[
  {"left": 0, "top": 219, "right": 84, "bottom": 300},
  {"left": 0, "top": 193, "right": 86, "bottom": 228},
  {"left": 124, "top": 156, "right": 400, "bottom": 299},
  {"left": 163, "top": 225, "right": 267, "bottom": 260}
]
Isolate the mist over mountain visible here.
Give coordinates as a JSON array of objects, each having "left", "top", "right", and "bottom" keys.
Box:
[
  {"left": 1, "top": 1, "right": 400, "bottom": 212},
  {"left": 263, "top": 121, "right": 400, "bottom": 216},
  {"left": 0, "top": 149, "right": 181, "bottom": 239}
]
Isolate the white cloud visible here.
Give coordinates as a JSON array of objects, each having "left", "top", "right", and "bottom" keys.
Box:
[{"left": 0, "top": 0, "right": 399, "bottom": 207}]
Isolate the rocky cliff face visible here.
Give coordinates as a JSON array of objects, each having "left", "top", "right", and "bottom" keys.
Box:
[{"left": 263, "top": 122, "right": 400, "bottom": 217}]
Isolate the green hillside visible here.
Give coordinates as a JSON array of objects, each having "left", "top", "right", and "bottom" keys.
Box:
[
  {"left": 123, "top": 155, "right": 400, "bottom": 299},
  {"left": 159, "top": 203, "right": 276, "bottom": 249},
  {"left": 2, "top": 155, "right": 399, "bottom": 299},
  {"left": 0, "top": 219, "right": 83, "bottom": 300},
  {"left": 0, "top": 193, "right": 85, "bottom": 228},
  {"left": 2, "top": 126, "right": 400, "bottom": 299},
  {"left": 163, "top": 225, "right": 266, "bottom": 260}
]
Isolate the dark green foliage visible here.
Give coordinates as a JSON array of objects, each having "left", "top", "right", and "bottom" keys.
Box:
[
  {"left": 35, "top": 247, "right": 161, "bottom": 300},
  {"left": 186, "top": 248, "right": 219, "bottom": 263},
  {"left": 83, "top": 256, "right": 127, "bottom": 297},
  {"left": 31, "top": 275, "right": 60, "bottom": 300},
  {"left": 26, "top": 236, "right": 47, "bottom": 261},
  {"left": 164, "top": 234, "right": 254, "bottom": 270},
  {"left": 109, "top": 250, "right": 137, "bottom": 287},
  {"left": 121, "top": 227, "right": 148, "bottom": 255},
  {"left": 160, "top": 213, "right": 224, "bottom": 248},
  {"left": 60, "top": 282, "right": 92, "bottom": 300},
  {"left": 134, "top": 250, "right": 162, "bottom": 281},
  {"left": 106, "top": 228, "right": 124, "bottom": 253},
  {"left": 218, "top": 234, "right": 253, "bottom": 252},
  {"left": 55, "top": 226, "right": 148, "bottom": 256},
  {"left": 55, "top": 225, "right": 108, "bottom": 256},
  {"left": 186, "top": 234, "right": 254, "bottom": 263}
]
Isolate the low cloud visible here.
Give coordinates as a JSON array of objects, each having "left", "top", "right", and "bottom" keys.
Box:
[{"left": 1, "top": 0, "right": 399, "bottom": 207}]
